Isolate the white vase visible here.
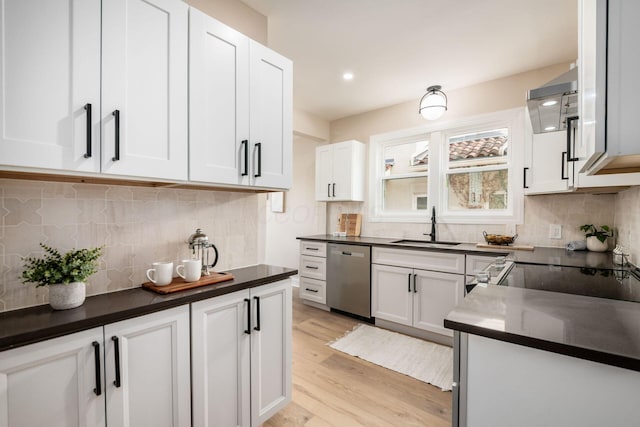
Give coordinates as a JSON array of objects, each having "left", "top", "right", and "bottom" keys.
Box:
[
  {"left": 586, "top": 236, "right": 608, "bottom": 252},
  {"left": 48, "top": 282, "right": 86, "bottom": 310}
]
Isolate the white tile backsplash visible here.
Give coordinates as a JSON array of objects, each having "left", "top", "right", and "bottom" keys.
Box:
[{"left": 0, "top": 178, "right": 262, "bottom": 312}]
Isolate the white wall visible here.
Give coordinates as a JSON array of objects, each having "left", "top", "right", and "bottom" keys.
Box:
[{"left": 263, "top": 135, "right": 326, "bottom": 269}]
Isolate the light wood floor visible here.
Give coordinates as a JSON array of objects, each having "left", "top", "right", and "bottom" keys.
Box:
[{"left": 264, "top": 288, "right": 452, "bottom": 427}]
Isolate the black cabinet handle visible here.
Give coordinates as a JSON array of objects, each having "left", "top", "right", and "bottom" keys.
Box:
[
  {"left": 332, "top": 183, "right": 336, "bottom": 197},
  {"left": 305, "top": 265, "right": 319, "bottom": 270},
  {"left": 327, "top": 183, "right": 331, "bottom": 198},
  {"left": 253, "top": 296, "right": 261, "bottom": 331},
  {"left": 112, "top": 110, "right": 120, "bottom": 162},
  {"left": 523, "top": 167, "right": 529, "bottom": 189},
  {"left": 112, "top": 336, "right": 121, "bottom": 388},
  {"left": 244, "top": 298, "right": 251, "bottom": 334},
  {"left": 413, "top": 273, "right": 417, "bottom": 293},
  {"left": 92, "top": 341, "right": 102, "bottom": 396},
  {"left": 241, "top": 140, "right": 248, "bottom": 176},
  {"left": 408, "top": 273, "right": 411, "bottom": 292},
  {"left": 566, "top": 116, "right": 579, "bottom": 162},
  {"left": 83, "top": 104, "right": 92, "bottom": 159},
  {"left": 305, "top": 247, "right": 319, "bottom": 251},
  {"left": 561, "top": 151, "right": 569, "bottom": 180},
  {"left": 342, "top": 251, "right": 352, "bottom": 256},
  {"left": 254, "top": 142, "right": 262, "bottom": 178},
  {"left": 305, "top": 288, "right": 319, "bottom": 293}
]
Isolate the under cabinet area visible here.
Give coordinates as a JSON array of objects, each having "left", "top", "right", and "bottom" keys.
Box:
[
  {"left": 372, "top": 247, "right": 465, "bottom": 339},
  {"left": 191, "top": 280, "right": 292, "bottom": 427},
  {"left": 298, "top": 241, "right": 328, "bottom": 306},
  {"left": 0, "top": 305, "right": 191, "bottom": 427},
  {"left": 0, "top": 0, "right": 189, "bottom": 181},
  {"left": 315, "top": 140, "right": 366, "bottom": 201}
]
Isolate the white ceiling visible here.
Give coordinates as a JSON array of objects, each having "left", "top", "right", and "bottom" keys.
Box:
[{"left": 240, "top": 0, "right": 578, "bottom": 121}]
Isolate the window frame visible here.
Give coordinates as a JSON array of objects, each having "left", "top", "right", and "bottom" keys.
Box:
[{"left": 369, "top": 108, "right": 525, "bottom": 224}]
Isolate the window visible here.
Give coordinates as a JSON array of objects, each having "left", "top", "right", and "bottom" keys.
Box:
[
  {"left": 445, "top": 128, "right": 509, "bottom": 211},
  {"left": 370, "top": 135, "right": 430, "bottom": 221},
  {"left": 369, "top": 108, "right": 524, "bottom": 224}
]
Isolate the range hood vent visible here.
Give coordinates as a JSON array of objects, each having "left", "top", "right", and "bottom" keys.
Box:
[{"left": 527, "top": 67, "right": 578, "bottom": 134}]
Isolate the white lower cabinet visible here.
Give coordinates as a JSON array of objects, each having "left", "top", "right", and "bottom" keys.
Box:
[
  {"left": 372, "top": 264, "right": 464, "bottom": 337},
  {"left": 0, "top": 305, "right": 191, "bottom": 427},
  {"left": 104, "top": 306, "right": 191, "bottom": 427},
  {"left": 191, "top": 280, "right": 292, "bottom": 427}
]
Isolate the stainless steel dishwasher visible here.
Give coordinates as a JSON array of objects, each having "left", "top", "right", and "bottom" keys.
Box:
[{"left": 326, "top": 243, "right": 371, "bottom": 318}]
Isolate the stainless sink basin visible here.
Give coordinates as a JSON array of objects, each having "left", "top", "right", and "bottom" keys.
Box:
[{"left": 390, "top": 239, "right": 461, "bottom": 246}]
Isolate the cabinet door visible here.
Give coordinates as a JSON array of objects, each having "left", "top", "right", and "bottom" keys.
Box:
[
  {"left": 189, "top": 7, "right": 250, "bottom": 185},
  {"left": 413, "top": 270, "right": 464, "bottom": 337},
  {"left": 525, "top": 131, "right": 573, "bottom": 195},
  {"left": 315, "top": 144, "right": 334, "bottom": 201},
  {"left": 371, "top": 264, "right": 413, "bottom": 326},
  {"left": 331, "top": 142, "right": 356, "bottom": 200},
  {"left": 101, "top": 0, "right": 188, "bottom": 180},
  {"left": 0, "top": 0, "right": 100, "bottom": 172},
  {"left": 104, "top": 305, "right": 191, "bottom": 427},
  {"left": 191, "top": 290, "right": 251, "bottom": 427},
  {"left": 250, "top": 280, "right": 292, "bottom": 426},
  {"left": 0, "top": 327, "right": 105, "bottom": 427},
  {"left": 249, "top": 41, "right": 293, "bottom": 189}
]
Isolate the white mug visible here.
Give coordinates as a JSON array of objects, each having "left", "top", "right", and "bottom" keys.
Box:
[
  {"left": 176, "top": 259, "right": 202, "bottom": 282},
  {"left": 146, "top": 262, "right": 174, "bottom": 286}
]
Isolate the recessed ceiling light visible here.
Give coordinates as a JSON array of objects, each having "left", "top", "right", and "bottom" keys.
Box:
[
  {"left": 544, "top": 126, "right": 557, "bottom": 131},
  {"left": 342, "top": 72, "right": 354, "bottom": 81},
  {"left": 542, "top": 100, "right": 558, "bottom": 107}
]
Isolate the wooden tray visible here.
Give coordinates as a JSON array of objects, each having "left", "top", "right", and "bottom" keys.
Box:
[
  {"left": 476, "top": 243, "right": 535, "bottom": 251},
  {"left": 142, "top": 272, "right": 234, "bottom": 294}
]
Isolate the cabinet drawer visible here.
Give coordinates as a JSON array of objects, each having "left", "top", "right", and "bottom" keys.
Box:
[
  {"left": 299, "top": 255, "right": 326, "bottom": 280},
  {"left": 372, "top": 247, "right": 464, "bottom": 274},
  {"left": 299, "top": 277, "right": 326, "bottom": 304},
  {"left": 300, "top": 240, "right": 327, "bottom": 257}
]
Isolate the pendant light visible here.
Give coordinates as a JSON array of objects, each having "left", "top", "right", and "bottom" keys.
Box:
[{"left": 419, "top": 85, "right": 447, "bottom": 120}]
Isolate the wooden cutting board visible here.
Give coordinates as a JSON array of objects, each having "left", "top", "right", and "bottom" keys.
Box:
[
  {"left": 476, "top": 243, "right": 535, "bottom": 251},
  {"left": 142, "top": 272, "right": 234, "bottom": 294},
  {"left": 338, "top": 213, "right": 362, "bottom": 236}
]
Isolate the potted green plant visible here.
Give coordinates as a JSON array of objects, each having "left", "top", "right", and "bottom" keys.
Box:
[
  {"left": 22, "top": 243, "right": 103, "bottom": 310},
  {"left": 579, "top": 224, "right": 611, "bottom": 252}
]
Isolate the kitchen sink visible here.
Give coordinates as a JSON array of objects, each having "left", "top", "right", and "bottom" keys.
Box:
[{"left": 390, "top": 239, "right": 461, "bottom": 246}]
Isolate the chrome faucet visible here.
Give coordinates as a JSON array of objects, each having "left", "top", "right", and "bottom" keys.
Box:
[{"left": 424, "top": 206, "right": 436, "bottom": 242}]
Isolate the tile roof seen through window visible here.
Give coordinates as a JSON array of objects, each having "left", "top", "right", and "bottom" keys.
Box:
[{"left": 449, "top": 136, "right": 507, "bottom": 161}]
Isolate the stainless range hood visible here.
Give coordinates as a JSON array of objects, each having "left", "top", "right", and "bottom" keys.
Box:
[{"left": 527, "top": 66, "right": 578, "bottom": 134}]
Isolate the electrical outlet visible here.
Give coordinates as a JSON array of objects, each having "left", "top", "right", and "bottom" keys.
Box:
[{"left": 549, "top": 224, "right": 562, "bottom": 239}]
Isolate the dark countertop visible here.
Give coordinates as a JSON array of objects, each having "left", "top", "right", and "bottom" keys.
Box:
[
  {"left": 0, "top": 264, "right": 297, "bottom": 352},
  {"left": 444, "top": 284, "right": 640, "bottom": 372},
  {"left": 297, "top": 234, "right": 614, "bottom": 268}
]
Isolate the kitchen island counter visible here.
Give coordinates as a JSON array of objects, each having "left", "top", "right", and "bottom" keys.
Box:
[
  {"left": 445, "top": 282, "right": 640, "bottom": 371},
  {"left": 0, "top": 264, "right": 297, "bottom": 352}
]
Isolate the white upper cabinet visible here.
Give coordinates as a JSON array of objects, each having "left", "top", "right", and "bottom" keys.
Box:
[
  {"left": 578, "top": 0, "right": 640, "bottom": 179},
  {"left": 249, "top": 41, "right": 293, "bottom": 190},
  {"left": 524, "top": 130, "right": 575, "bottom": 195},
  {"left": 0, "top": 0, "right": 101, "bottom": 172},
  {"left": 189, "top": 10, "right": 293, "bottom": 190},
  {"left": 102, "top": 0, "right": 188, "bottom": 180},
  {"left": 189, "top": 7, "right": 250, "bottom": 186},
  {"left": 315, "top": 140, "right": 366, "bottom": 201}
]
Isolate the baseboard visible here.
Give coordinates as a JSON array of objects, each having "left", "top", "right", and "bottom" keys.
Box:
[{"left": 301, "top": 299, "right": 330, "bottom": 312}]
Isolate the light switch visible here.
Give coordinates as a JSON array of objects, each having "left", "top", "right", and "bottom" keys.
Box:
[{"left": 549, "top": 224, "right": 562, "bottom": 239}]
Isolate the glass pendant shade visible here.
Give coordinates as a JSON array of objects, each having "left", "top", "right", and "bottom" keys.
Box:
[{"left": 419, "top": 85, "right": 447, "bottom": 120}]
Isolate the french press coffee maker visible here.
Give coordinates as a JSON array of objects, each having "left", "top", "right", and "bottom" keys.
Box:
[{"left": 187, "top": 228, "right": 219, "bottom": 276}]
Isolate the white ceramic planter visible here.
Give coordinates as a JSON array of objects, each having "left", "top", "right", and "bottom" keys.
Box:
[
  {"left": 48, "top": 281, "right": 86, "bottom": 310},
  {"left": 586, "top": 236, "right": 608, "bottom": 252}
]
